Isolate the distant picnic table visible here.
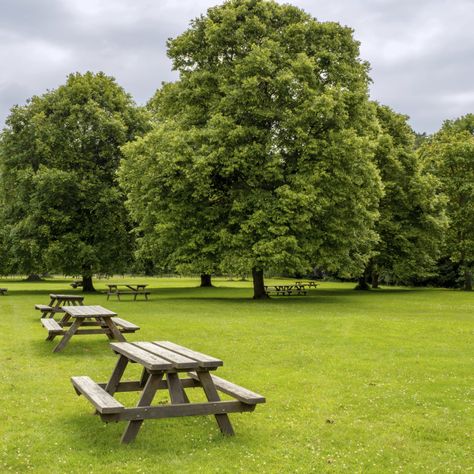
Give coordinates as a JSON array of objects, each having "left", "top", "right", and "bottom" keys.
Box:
[
  {"left": 71, "top": 340, "right": 265, "bottom": 443},
  {"left": 70, "top": 280, "right": 83, "bottom": 289},
  {"left": 35, "top": 293, "right": 84, "bottom": 319},
  {"left": 41, "top": 305, "right": 140, "bottom": 353},
  {"left": 106, "top": 283, "right": 150, "bottom": 301},
  {"left": 295, "top": 281, "right": 319, "bottom": 289},
  {"left": 0, "top": 288, "right": 7, "bottom": 295},
  {"left": 264, "top": 284, "right": 307, "bottom": 297}
]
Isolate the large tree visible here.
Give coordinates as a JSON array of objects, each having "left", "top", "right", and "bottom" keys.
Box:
[
  {"left": 356, "top": 104, "right": 446, "bottom": 289},
  {"left": 120, "top": 0, "right": 383, "bottom": 298},
  {"left": 419, "top": 114, "right": 474, "bottom": 291},
  {"left": 0, "top": 72, "right": 149, "bottom": 290}
]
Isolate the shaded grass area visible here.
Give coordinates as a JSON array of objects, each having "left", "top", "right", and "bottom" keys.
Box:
[{"left": 0, "top": 277, "right": 472, "bottom": 473}]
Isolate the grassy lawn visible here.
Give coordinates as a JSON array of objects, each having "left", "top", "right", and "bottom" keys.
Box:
[{"left": 0, "top": 277, "right": 472, "bottom": 473}]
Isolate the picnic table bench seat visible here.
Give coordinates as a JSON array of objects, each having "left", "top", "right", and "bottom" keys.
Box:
[
  {"left": 111, "top": 317, "right": 140, "bottom": 332},
  {"left": 72, "top": 376, "right": 125, "bottom": 414},
  {"left": 41, "top": 318, "right": 65, "bottom": 339},
  {"left": 187, "top": 372, "right": 265, "bottom": 404},
  {"left": 35, "top": 304, "right": 54, "bottom": 312}
]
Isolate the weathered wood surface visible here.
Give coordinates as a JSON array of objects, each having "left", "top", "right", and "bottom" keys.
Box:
[
  {"left": 110, "top": 341, "right": 223, "bottom": 370},
  {"left": 110, "top": 342, "right": 174, "bottom": 371},
  {"left": 62, "top": 305, "right": 117, "bottom": 318},
  {"left": 119, "top": 401, "right": 255, "bottom": 421},
  {"left": 154, "top": 341, "right": 223, "bottom": 368},
  {"left": 72, "top": 341, "right": 265, "bottom": 443},
  {"left": 41, "top": 318, "right": 64, "bottom": 334},
  {"left": 188, "top": 372, "right": 265, "bottom": 404},
  {"left": 50, "top": 293, "right": 85, "bottom": 302},
  {"left": 111, "top": 317, "right": 140, "bottom": 331},
  {"left": 71, "top": 376, "right": 125, "bottom": 414}
]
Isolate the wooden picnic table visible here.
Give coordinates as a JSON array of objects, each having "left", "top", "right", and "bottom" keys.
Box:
[
  {"left": 0, "top": 288, "right": 7, "bottom": 295},
  {"left": 71, "top": 340, "right": 265, "bottom": 443},
  {"left": 295, "top": 281, "right": 319, "bottom": 289},
  {"left": 264, "top": 284, "right": 307, "bottom": 296},
  {"left": 106, "top": 283, "right": 150, "bottom": 301},
  {"left": 41, "top": 305, "right": 140, "bottom": 353},
  {"left": 35, "top": 293, "right": 84, "bottom": 319}
]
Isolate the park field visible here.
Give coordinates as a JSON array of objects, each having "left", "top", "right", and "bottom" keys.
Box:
[{"left": 0, "top": 277, "right": 472, "bottom": 473}]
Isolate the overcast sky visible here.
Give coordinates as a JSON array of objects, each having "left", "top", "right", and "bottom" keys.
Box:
[{"left": 1, "top": 0, "right": 473, "bottom": 133}]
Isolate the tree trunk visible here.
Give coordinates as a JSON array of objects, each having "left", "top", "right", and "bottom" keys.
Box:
[
  {"left": 464, "top": 269, "right": 473, "bottom": 291},
  {"left": 200, "top": 273, "right": 213, "bottom": 287},
  {"left": 25, "top": 273, "right": 43, "bottom": 282},
  {"left": 252, "top": 268, "right": 268, "bottom": 299},
  {"left": 82, "top": 275, "right": 96, "bottom": 292},
  {"left": 355, "top": 268, "right": 370, "bottom": 291},
  {"left": 371, "top": 270, "right": 380, "bottom": 289}
]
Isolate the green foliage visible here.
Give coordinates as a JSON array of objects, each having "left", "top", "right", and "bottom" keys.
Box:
[
  {"left": 0, "top": 72, "right": 150, "bottom": 277},
  {"left": 120, "top": 0, "right": 383, "bottom": 285},
  {"left": 419, "top": 114, "right": 474, "bottom": 288},
  {"left": 368, "top": 104, "right": 446, "bottom": 284}
]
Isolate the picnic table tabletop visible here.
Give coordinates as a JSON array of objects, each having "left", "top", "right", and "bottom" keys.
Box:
[
  {"left": 106, "top": 283, "right": 148, "bottom": 289},
  {"left": 50, "top": 293, "right": 85, "bottom": 301},
  {"left": 62, "top": 305, "right": 117, "bottom": 318},
  {"left": 71, "top": 340, "right": 265, "bottom": 443},
  {"left": 35, "top": 293, "right": 85, "bottom": 319}
]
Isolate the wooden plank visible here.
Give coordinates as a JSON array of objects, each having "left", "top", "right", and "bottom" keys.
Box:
[
  {"left": 41, "top": 319, "right": 63, "bottom": 333},
  {"left": 63, "top": 305, "right": 117, "bottom": 318},
  {"left": 53, "top": 319, "right": 82, "bottom": 352},
  {"left": 97, "top": 378, "right": 200, "bottom": 393},
  {"left": 153, "top": 341, "right": 223, "bottom": 368},
  {"left": 71, "top": 376, "right": 124, "bottom": 414},
  {"left": 102, "top": 317, "right": 126, "bottom": 342},
  {"left": 119, "top": 400, "right": 255, "bottom": 421},
  {"left": 121, "top": 372, "right": 164, "bottom": 443},
  {"left": 35, "top": 304, "right": 53, "bottom": 311},
  {"left": 50, "top": 294, "right": 84, "bottom": 301},
  {"left": 167, "top": 372, "right": 188, "bottom": 404},
  {"left": 197, "top": 371, "right": 235, "bottom": 435},
  {"left": 111, "top": 317, "right": 140, "bottom": 331},
  {"left": 109, "top": 342, "right": 174, "bottom": 371},
  {"left": 105, "top": 355, "right": 129, "bottom": 396},
  {"left": 134, "top": 342, "right": 199, "bottom": 369},
  {"left": 188, "top": 372, "right": 265, "bottom": 404}
]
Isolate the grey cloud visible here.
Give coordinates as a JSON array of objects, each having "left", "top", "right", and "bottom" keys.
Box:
[{"left": 1, "top": 0, "right": 474, "bottom": 133}]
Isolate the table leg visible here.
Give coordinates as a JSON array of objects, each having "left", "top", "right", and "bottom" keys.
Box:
[
  {"left": 105, "top": 355, "right": 129, "bottom": 395},
  {"left": 167, "top": 372, "right": 189, "bottom": 403},
  {"left": 101, "top": 317, "right": 126, "bottom": 341},
  {"left": 197, "top": 371, "right": 235, "bottom": 435},
  {"left": 121, "top": 372, "right": 164, "bottom": 444},
  {"left": 53, "top": 318, "right": 82, "bottom": 352}
]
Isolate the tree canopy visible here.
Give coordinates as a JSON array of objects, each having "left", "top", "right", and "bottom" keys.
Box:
[
  {"left": 356, "top": 104, "right": 446, "bottom": 289},
  {"left": 120, "top": 0, "right": 383, "bottom": 297},
  {"left": 419, "top": 114, "right": 474, "bottom": 290},
  {"left": 0, "top": 72, "right": 149, "bottom": 289}
]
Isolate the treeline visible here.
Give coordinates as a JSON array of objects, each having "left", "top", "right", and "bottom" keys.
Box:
[{"left": 0, "top": 0, "right": 472, "bottom": 296}]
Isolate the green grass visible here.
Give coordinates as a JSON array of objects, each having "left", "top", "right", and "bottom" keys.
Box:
[{"left": 0, "top": 277, "right": 472, "bottom": 473}]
